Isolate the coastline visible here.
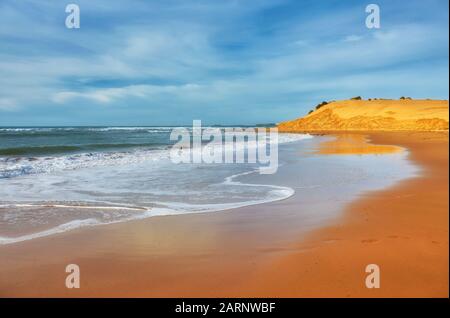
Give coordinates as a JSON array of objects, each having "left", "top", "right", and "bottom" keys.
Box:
[
  {"left": 245, "top": 131, "right": 449, "bottom": 297},
  {"left": 0, "top": 131, "right": 447, "bottom": 297}
]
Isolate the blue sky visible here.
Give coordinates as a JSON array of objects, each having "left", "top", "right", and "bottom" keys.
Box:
[{"left": 0, "top": 0, "right": 448, "bottom": 126}]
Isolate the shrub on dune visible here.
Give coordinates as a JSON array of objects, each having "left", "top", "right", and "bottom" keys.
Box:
[{"left": 315, "top": 101, "right": 328, "bottom": 110}]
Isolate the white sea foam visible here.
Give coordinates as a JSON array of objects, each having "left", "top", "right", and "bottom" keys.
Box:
[
  {"left": 0, "top": 127, "right": 174, "bottom": 132},
  {"left": 0, "top": 133, "right": 312, "bottom": 178},
  {"left": 0, "top": 218, "right": 101, "bottom": 245},
  {"left": 0, "top": 169, "right": 295, "bottom": 245},
  {"left": 0, "top": 132, "right": 312, "bottom": 244}
]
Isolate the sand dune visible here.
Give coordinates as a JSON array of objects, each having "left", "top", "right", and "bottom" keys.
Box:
[{"left": 278, "top": 99, "right": 449, "bottom": 131}]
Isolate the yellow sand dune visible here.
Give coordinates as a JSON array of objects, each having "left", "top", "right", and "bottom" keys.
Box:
[{"left": 278, "top": 99, "right": 449, "bottom": 131}]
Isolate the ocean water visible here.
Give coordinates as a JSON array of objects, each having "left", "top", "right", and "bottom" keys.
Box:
[
  {"left": 0, "top": 127, "right": 419, "bottom": 245},
  {"left": 0, "top": 127, "right": 311, "bottom": 244}
]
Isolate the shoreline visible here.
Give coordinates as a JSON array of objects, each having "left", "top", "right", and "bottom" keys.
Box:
[
  {"left": 0, "top": 131, "right": 447, "bottom": 297},
  {"left": 245, "top": 131, "right": 449, "bottom": 297}
]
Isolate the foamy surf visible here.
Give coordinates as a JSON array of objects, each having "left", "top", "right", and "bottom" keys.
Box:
[
  {"left": 0, "top": 169, "right": 295, "bottom": 245},
  {"left": 0, "top": 128, "right": 313, "bottom": 245},
  {"left": 0, "top": 132, "right": 312, "bottom": 179}
]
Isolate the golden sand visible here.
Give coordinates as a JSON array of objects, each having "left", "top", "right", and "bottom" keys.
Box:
[
  {"left": 278, "top": 99, "right": 449, "bottom": 132},
  {"left": 245, "top": 132, "right": 449, "bottom": 297},
  {"left": 316, "top": 133, "right": 402, "bottom": 155}
]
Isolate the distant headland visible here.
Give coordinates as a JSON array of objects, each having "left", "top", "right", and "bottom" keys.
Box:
[{"left": 278, "top": 97, "right": 449, "bottom": 132}]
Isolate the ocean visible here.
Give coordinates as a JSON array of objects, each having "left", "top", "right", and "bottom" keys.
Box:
[
  {"left": 0, "top": 127, "right": 418, "bottom": 244},
  {"left": 0, "top": 127, "right": 310, "bottom": 244}
]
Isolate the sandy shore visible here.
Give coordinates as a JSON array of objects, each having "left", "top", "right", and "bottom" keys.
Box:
[
  {"left": 0, "top": 132, "right": 447, "bottom": 297},
  {"left": 246, "top": 131, "right": 449, "bottom": 297}
]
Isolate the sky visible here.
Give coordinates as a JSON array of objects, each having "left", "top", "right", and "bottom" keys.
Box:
[{"left": 0, "top": 0, "right": 448, "bottom": 126}]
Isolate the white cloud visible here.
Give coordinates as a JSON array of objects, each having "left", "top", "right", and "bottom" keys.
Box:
[
  {"left": 0, "top": 98, "right": 18, "bottom": 111},
  {"left": 343, "top": 35, "right": 364, "bottom": 42},
  {"left": 52, "top": 83, "right": 208, "bottom": 104},
  {"left": 0, "top": 0, "right": 448, "bottom": 124}
]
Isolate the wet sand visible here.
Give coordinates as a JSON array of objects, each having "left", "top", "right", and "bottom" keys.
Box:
[
  {"left": 246, "top": 131, "right": 449, "bottom": 297},
  {"left": 316, "top": 133, "right": 402, "bottom": 155},
  {"left": 0, "top": 132, "right": 448, "bottom": 297}
]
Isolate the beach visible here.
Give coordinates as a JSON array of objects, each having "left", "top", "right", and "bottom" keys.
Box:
[
  {"left": 247, "top": 131, "right": 449, "bottom": 297},
  {"left": 0, "top": 131, "right": 447, "bottom": 297},
  {"left": 1, "top": 0, "right": 448, "bottom": 302}
]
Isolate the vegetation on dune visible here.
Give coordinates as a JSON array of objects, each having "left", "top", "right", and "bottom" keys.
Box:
[
  {"left": 315, "top": 101, "right": 329, "bottom": 110},
  {"left": 307, "top": 101, "right": 329, "bottom": 115}
]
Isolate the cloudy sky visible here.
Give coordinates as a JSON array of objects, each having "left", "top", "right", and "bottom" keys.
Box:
[{"left": 0, "top": 0, "right": 448, "bottom": 126}]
